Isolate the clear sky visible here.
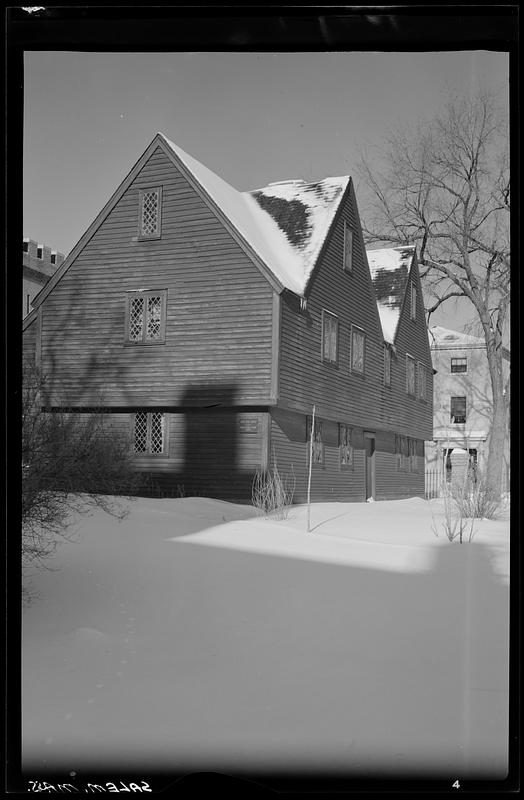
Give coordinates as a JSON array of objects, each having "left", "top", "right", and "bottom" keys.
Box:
[{"left": 23, "top": 50, "right": 509, "bottom": 332}]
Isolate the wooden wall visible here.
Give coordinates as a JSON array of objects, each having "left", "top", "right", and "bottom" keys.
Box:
[
  {"left": 277, "top": 182, "right": 433, "bottom": 444},
  {"left": 39, "top": 146, "right": 275, "bottom": 407}
]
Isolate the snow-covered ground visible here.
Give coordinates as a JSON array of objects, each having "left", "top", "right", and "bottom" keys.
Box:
[{"left": 22, "top": 496, "right": 510, "bottom": 779}]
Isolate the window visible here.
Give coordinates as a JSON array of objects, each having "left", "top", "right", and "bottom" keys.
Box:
[
  {"left": 396, "top": 435, "right": 408, "bottom": 472},
  {"left": 406, "top": 354, "right": 415, "bottom": 395},
  {"left": 343, "top": 222, "right": 353, "bottom": 273},
  {"left": 339, "top": 424, "right": 354, "bottom": 469},
  {"left": 451, "top": 357, "right": 467, "bottom": 373},
  {"left": 50, "top": 252, "right": 57, "bottom": 265},
  {"left": 322, "top": 310, "right": 339, "bottom": 364},
  {"left": 307, "top": 416, "right": 324, "bottom": 465},
  {"left": 417, "top": 361, "right": 428, "bottom": 401},
  {"left": 410, "top": 283, "right": 417, "bottom": 321},
  {"left": 37, "top": 246, "right": 43, "bottom": 259},
  {"left": 23, "top": 240, "right": 29, "bottom": 253},
  {"left": 139, "top": 187, "right": 162, "bottom": 239},
  {"left": 133, "top": 412, "right": 166, "bottom": 455},
  {"left": 125, "top": 290, "right": 167, "bottom": 344},
  {"left": 408, "top": 438, "right": 418, "bottom": 472},
  {"left": 351, "top": 325, "right": 365, "bottom": 374},
  {"left": 450, "top": 396, "right": 466, "bottom": 424},
  {"left": 383, "top": 345, "right": 391, "bottom": 387}
]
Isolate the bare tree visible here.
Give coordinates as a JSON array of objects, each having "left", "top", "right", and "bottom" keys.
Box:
[
  {"left": 358, "top": 89, "right": 510, "bottom": 495},
  {"left": 22, "top": 359, "right": 141, "bottom": 566}
]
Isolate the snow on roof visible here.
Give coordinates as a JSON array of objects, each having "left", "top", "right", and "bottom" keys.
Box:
[
  {"left": 428, "top": 325, "right": 485, "bottom": 349},
  {"left": 366, "top": 245, "right": 415, "bottom": 343},
  {"left": 159, "top": 132, "right": 348, "bottom": 295}
]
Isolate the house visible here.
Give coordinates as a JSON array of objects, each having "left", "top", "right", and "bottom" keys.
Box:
[
  {"left": 22, "top": 133, "right": 433, "bottom": 502},
  {"left": 23, "top": 238, "right": 64, "bottom": 317},
  {"left": 425, "top": 325, "right": 510, "bottom": 490}
]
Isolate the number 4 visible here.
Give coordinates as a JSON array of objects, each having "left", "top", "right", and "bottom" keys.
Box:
[{"left": 452, "top": 779, "right": 461, "bottom": 789}]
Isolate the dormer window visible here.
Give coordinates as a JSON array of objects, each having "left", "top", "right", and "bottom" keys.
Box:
[
  {"left": 343, "top": 222, "right": 353, "bottom": 273},
  {"left": 139, "top": 187, "right": 162, "bottom": 240}
]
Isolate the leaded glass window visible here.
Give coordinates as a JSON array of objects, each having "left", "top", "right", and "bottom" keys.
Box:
[
  {"left": 418, "top": 362, "right": 428, "bottom": 400},
  {"left": 126, "top": 290, "right": 167, "bottom": 344},
  {"left": 139, "top": 188, "right": 162, "bottom": 239},
  {"left": 307, "top": 416, "right": 324, "bottom": 465},
  {"left": 133, "top": 412, "right": 166, "bottom": 455},
  {"left": 343, "top": 222, "right": 353, "bottom": 272},
  {"left": 339, "top": 424, "right": 354, "bottom": 468},
  {"left": 406, "top": 355, "right": 415, "bottom": 395},
  {"left": 322, "top": 310, "right": 338, "bottom": 364},
  {"left": 351, "top": 326, "right": 365, "bottom": 374}
]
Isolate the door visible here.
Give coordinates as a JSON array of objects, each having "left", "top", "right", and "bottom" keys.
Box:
[{"left": 364, "top": 432, "right": 376, "bottom": 500}]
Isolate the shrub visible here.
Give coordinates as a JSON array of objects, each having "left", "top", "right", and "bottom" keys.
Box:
[{"left": 252, "top": 457, "right": 295, "bottom": 520}]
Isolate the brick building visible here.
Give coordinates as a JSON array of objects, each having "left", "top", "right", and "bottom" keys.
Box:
[{"left": 23, "top": 238, "right": 64, "bottom": 317}]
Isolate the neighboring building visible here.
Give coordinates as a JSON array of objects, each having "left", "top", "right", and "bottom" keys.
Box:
[
  {"left": 23, "top": 238, "right": 64, "bottom": 317},
  {"left": 23, "top": 132, "right": 433, "bottom": 502},
  {"left": 425, "top": 325, "right": 510, "bottom": 489}
]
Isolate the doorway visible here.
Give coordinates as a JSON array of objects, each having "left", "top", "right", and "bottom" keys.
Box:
[{"left": 364, "top": 432, "right": 376, "bottom": 500}]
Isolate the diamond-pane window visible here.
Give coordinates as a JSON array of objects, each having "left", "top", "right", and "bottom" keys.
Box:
[
  {"left": 339, "top": 424, "right": 354, "bottom": 468},
  {"left": 322, "top": 310, "right": 338, "bottom": 364},
  {"left": 126, "top": 290, "right": 167, "bottom": 344},
  {"left": 406, "top": 355, "right": 415, "bottom": 395},
  {"left": 133, "top": 412, "right": 166, "bottom": 455},
  {"left": 307, "top": 417, "right": 324, "bottom": 465},
  {"left": 418, "top": 362, "right": 428, "bottom": 400},
  {"left": 139, "top": 188, "right": 162, "bottom": 239},
  {"left": 351, "top": 326, "right": 365, "bottom": 374},
  {"left": 343, "top": 222, "right": 353, "bottom": 272}
]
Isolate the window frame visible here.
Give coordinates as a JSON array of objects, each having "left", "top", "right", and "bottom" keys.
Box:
[
  {"left": 306, "top": 415, "right": 324, "bottom": 467},
  {"left": 406, "top": 353, "right": 416, "bottom": 396},
  {"left": 451, "top": 357, "right": 468, "bottom": 373},
  {"left": 343, "top": 221, "right": 354, "bottom": 273},
  {"left": 417, "top": 361, "right": 428, "bottom": 401},
  {"left": 410, "top": 282, "right": 417, "bottom": 321},
  {"left": 131, "top": 411, "right": 169, "bottom": 457},
  {"left": 321, "top": 309, "right": 339, "bottom": 365},
  {"left": 138, "top": 186, "right": 163, "bottom": 241},
  {"left": 383, "top": 344, "right": 392, "bottom": 387},
  {"left": 339, "top": 424, "right": 354, "bottom": 470},
  {"left": 124, "top": 289, "right": 168, "bottom": 346},
  {"left": 350, "top": 324, "right": 366, "bottom": 375},
  {"left": 450, "top": 396, "right": 467, "bottom": 424}
]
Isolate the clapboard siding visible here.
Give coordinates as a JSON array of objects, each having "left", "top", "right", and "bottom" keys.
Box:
[
  {"left": 40, "top": 146, "right": 274, "bottom": 407},
  {"left": 278, "top": 183, "right": 432, "bottom": 443},
  {"left": 23, "top": 312, "right": 38, "bottom": 365},
  {"left": 92, "top": 409, "right": 266, "bottom": 501}
]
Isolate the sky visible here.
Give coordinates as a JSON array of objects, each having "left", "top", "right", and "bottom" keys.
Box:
[{"left": 23, "top": 50, "right": 509, "bottom": 333}]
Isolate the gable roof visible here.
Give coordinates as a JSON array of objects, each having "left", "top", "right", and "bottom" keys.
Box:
[
  {"left": 366, "top": 245, "right": 416, "bottom": 344},
  {"left": 159, "top": 133, "right": 349, "bottom": 296}
]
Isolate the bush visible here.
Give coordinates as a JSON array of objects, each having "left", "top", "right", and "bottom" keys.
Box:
[
  {"left": 448, "top": 469, "right": 504, "bottom": 520},
  {"left": 252, "top": 458, "right": 295, "bottom": 520},
  {"left": 22, "top": 361, "right": 140, "bottom": 566}
]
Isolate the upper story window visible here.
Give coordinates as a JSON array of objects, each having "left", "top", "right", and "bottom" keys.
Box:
[
  {"left": 417, "top": 361, "right": 428, "bottom": 401},
  {"left": 322, "top": 310, "right": 339, "bottom": 364},
  {"left": 450, "top": 396, "right": 466, "bottom": 424},
  {"left": 351, "top": 325, "right": 365, "bottom": 374},
  {"left": 406, "top": 354, "right": 416, "bottom": 395},
  {"left": 339, "top": 424, "right": 354, "bottom": 469},
  {"left": 343, "top": 222, "right": 353, "bottom": 273},
  {"left": 23, "top": 240, "right": 29, "bottom": 253},
  {"left": 125, "top": 289, "right": 167, "bottom": 345},
  {"left": 410, "top": 283, "right": 417, "bottom": 321},
  {"left": 139, "top": 187, "right": 162, "bottom": 240},
  {"left": 383, "top": 345, "right": 391, "bottom": 387},
  {"left": 133, "top": 412, "right": 167, "bottom": 455},
  {"left": 451, "top": 357, "right": 467, "bottom": 373},
  {"left": 50, "top": 252, "right": 57, "bottom": 265},
  {"left": 36, "top": 246, "right": 43, "bottom": 259},
  {"left": 307, "top": 416, "right": 324, "bottom": 466}
]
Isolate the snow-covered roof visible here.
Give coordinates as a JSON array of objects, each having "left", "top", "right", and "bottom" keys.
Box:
[
  {"left": 366, "top": 245, "right": 415, "bottom": 343},
  {"left": 428, "top": 325, "right": 485, "bottom": 349},
  {"left": 159, "top": 133, "right": 349, "bottom": 296}
]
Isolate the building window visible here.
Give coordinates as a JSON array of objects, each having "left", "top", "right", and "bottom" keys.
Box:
[
  {"left": 133, "top": 412, "right": 166, "bottom": 455},
  {"left": 307, "top": 416, "right": 324, "bottom": 466},
  {"left": 343, "top": 222, "right": 353, "bottom": 273},
  {"left": 37, "top": 246, "right": 43, "bottom": 259},
  {"left": 139, "top": 187, "right": 162, "bottom": 239},
  {"left": 406, "top": 354, "right": 416, "bottom": 395},
  {"left": 417, "top": 362, "right": 428, "bottom": 401},
  {"left": 450, "top": 396, "right": 466, "bottom": 424},
  {"left": 23, "top": 240, "right": 29, "bottom": 252},
  {"left": 351, "top": 325, "right": 365, "bottom": 374},
  {"left": 410, "top": 283, "right": 417, "bottom": 321},
  {"left": 125, "top": 290, "right": 167, "bottom": 345},
  {"left": 383, "top": 345, "right": 391, "bottom": 386},
  {"left": 451, "top": 357, "right": 467, "bottom": 373},
  {"left": 395, "top": 434, "right": 409, "bottom": 472},
  {"left": 50, "top": 252, "right": 57, "bottom": 265},
  {"left": 339, "top": 424, "right": 354, "bottom": 469},
  {"left": 322, "top": 310, "right": 339, "bottom": 364},
  {"left": 409, "top": 438, "right": 418, "bottom": 472}
]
